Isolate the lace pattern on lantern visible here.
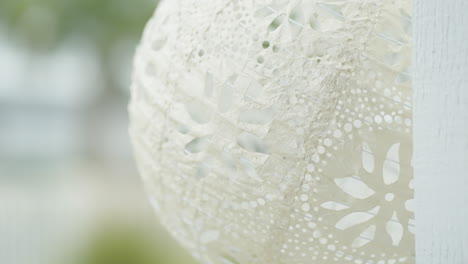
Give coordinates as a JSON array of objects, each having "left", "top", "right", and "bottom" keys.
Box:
[{"left": 129, "top": 0, "right": 413, "bottom": 263}]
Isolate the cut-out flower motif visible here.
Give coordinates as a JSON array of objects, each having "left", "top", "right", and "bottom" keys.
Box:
[{"left": 320, "top": 139, "right": 414, "bottom": 249}]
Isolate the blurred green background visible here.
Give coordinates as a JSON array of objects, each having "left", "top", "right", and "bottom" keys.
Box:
[{"left": 0, "top": 1, "right": 197, "bottom": 264}]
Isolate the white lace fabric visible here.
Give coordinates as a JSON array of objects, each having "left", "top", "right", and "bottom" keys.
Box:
[{"left": 129, "top": 0, "right": 413, "bottom": 263}]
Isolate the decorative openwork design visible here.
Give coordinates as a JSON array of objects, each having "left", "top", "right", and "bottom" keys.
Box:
[{"left": 129, "top": 0, "right": 413, "bottom": 263}]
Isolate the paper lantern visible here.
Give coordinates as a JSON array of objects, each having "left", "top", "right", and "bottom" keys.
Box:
[{"left": 129, "top": 0, "right": 413, "bottom": 263}]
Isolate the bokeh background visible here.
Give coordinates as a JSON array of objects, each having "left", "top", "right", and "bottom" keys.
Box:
[{"left": 0, "top": 1, "right": 197, "bottom": 263}]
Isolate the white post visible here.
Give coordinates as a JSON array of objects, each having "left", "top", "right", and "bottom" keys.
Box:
[{"left": 414, "top": 1, "right": 468, "bottom": 263}]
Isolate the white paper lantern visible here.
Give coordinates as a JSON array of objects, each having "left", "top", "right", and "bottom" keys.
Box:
[{"left": 129, "top": 0, "right": 413, "bottom": 263}]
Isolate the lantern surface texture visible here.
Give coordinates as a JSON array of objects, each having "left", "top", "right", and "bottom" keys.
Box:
[{"left": 129, "top": 0, "right": 413, "bottom": 263}]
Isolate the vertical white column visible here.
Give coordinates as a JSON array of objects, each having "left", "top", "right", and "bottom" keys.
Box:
[{"left": 414, "top": 0, "right": 468, "bottom": 263}]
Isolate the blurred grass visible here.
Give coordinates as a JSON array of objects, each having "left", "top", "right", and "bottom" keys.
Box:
[{"left": 72, "top": 220, "right": 196, "bottom": 264}]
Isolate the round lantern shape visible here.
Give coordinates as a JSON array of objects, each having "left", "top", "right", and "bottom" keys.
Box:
[{"left": 129, "top": 0, "right": 413, "bottom": 263}]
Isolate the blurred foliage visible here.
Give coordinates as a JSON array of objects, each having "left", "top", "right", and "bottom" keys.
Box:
[
  {"left": 0, "top": 0, "right": 159, "bottom": 98},
  {"left": 72, "top": 221, "right": 175, "bottom": 264},
  {"left": 0, "top": 0, "right": 157, "bottom": 53}
]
